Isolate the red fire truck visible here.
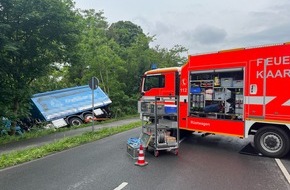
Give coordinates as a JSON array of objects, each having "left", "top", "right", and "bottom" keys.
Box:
[{"left": 139, "top": 42, "right": 290, "bottom": 158}]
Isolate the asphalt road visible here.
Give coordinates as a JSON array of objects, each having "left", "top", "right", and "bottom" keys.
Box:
[
  {"left": 0, "top": 118, "right": 140, "bottom": 155},
  {"left": 0, "top": 127, "right": 289, "bottom": 190}
]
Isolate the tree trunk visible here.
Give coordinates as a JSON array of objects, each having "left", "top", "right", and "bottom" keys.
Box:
[{"left": 10, "top": 99, "right": 20, "bottom": 135}]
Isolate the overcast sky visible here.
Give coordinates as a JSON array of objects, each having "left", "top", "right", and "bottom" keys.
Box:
[{"left": 73, "top": 0, "right": 290, "bottom": 55}]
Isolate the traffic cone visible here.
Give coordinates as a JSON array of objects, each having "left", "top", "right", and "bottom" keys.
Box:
[{"left": 135, "top": 144, "right": 148, "bottom": 166}]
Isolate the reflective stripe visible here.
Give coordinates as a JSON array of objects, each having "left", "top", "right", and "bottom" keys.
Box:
[
  {"left": 180, "top": 95, "right": 188, "bottom": 102},
  {"left": 142, "top": 96, "right": 176, "bottom": 101},
  {"left": 142, "top": 96, "right": 156, "bottom": 101},
  {"left": 282, "top": 99, "right": 290, "bottom": 106},
  {"left": 244, "top": 96, "right": 275, "bottom": 105},
  {"left": 245, "top": 119, "right": 290, "bottom": 138}
]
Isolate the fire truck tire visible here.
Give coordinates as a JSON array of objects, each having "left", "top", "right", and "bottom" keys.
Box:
[
  {"left": 68, "top": 117, "right": 83, "bottom": 126},
  {"left": 254, "top": 126, "right": 290, "bottom": 158}
]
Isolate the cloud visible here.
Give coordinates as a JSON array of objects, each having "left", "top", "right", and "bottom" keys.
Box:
[
  {"left": 133, "top": 15, "right": 175, "bottom": 37},
  {"left": 73, "top": 0, "right": 290, "bottom": 54},
  {"left": 234, "top": 24, "right": 290, "bottom": 46},
  {"left": 226, "top": 3, "right": 290, "bottom": 47},
  {"left": 191, "top": 25, "right": 227, "bottom": 44},
  {"left": 133, "top": 16, "right": 176, "bottom": 47},
  {"left": 176, "top": 25, "right": 228, "bottom": 53},
  {"left": 181, "top": 1, "right": 290, "bottom": 53}
]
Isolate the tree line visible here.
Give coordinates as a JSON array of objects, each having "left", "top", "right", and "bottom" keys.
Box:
[{"left": 0, "top": 0, "right": 187, "bottom": 131}]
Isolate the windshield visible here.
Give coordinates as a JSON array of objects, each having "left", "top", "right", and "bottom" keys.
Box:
[{"left": 143, "top": 75, "right": 165, "bottom": 91}]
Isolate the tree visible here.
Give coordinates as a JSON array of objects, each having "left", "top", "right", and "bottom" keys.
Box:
[
  {"left": 0, "top": 1, "right": 189, "bottom": 125},
  {"left": 65, "top": 9, "right": 109, "bottom": 85},
  {"left": 107, "top": 21, "right": 146, "bottom": 48},
  {"left": 151, "top": 45, "right": 188, "bottom": 68},
  {"left": 0, "top": 0, "right": 80, "bottom": 133},
  {"left": 64, "top": 10, "right": 129, "bottom": 116}
]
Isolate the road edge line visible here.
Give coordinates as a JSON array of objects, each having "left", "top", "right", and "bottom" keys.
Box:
[{"left": 275, "top": 158, "right": 290, "bottom": 184}]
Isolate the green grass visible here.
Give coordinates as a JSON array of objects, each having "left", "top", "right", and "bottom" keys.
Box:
[
  {"left": 0, "top": 115, "right": 139, "bottom": 145},
  {"left": 0, "top": 121, "right": 141, "bottom": 169},
  {"left": 0, "top": 128, "right": 56, "bottom": 145}
]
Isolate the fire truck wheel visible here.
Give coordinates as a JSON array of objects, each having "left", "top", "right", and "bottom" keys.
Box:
[
  {"left": 254, "top": 126, "right": 290, "bottom": 158},
  {"left": 68, "top": 117, "right": 83, "bottom": 126}
]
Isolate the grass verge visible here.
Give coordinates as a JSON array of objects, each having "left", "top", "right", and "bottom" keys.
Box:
[
  {"left": 0, "top": 121, "right": 141, "bottom": 169},
  {"left": 0, "top": 115, "right": 139, "bottom": 146}
]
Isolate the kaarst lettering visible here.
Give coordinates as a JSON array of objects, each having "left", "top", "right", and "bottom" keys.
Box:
[
  {"left": 256, "top": 69, "right": 290, "bottom": 78},
  {"left": 285, "top": 69, "right": 290, "bottom": 77},
  {"left": 256, "top": 70, "right": 263, "bottom": 78}
]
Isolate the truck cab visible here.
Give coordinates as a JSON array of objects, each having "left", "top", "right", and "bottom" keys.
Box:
[{"left": 141, "top": 67, "right": 180, "bottom": 98}]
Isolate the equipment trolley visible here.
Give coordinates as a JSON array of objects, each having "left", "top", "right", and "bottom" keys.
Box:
[{"left": 139, "top": 96, "right": 179, "bottom": 157}]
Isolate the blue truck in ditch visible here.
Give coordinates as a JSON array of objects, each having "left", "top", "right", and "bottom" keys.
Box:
[{"left": 31, "top": 85, "right": 112, "bottom": 128}]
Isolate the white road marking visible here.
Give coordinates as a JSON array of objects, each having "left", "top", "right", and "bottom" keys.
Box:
[
  {"left": 114, "top": 182, "right": 128, "bottom": 190},
  {"left": 275, "top": 158, "right": 290, "bottom": 184}
]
